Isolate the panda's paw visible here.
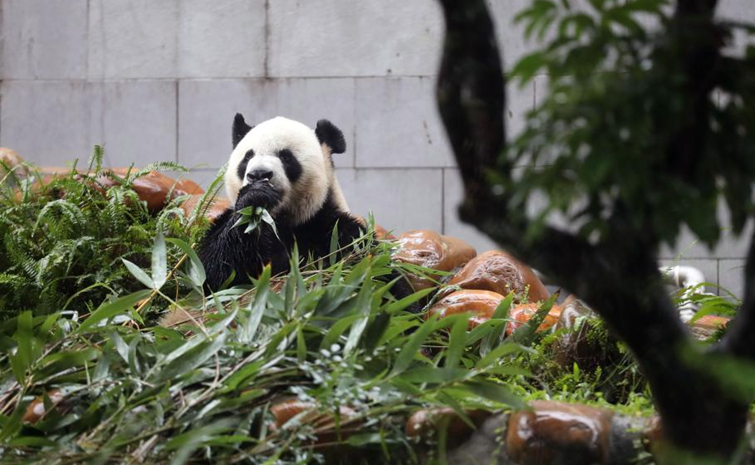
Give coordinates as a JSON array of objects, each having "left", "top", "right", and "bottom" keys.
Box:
[{"left": 235, "top": 184, "right": 282, "bottom": 211}]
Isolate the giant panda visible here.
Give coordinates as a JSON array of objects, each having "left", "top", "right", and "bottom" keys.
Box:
[{"left": 198, "top": 114, "right": 368, "bottom": 290}]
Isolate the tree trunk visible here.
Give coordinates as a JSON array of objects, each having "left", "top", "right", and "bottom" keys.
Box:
[{"left": 433, "top": 0, "right": 754, "bottom": 461}]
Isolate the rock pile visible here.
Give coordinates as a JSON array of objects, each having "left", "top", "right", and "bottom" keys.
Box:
[{"left": 2, "top": 148, "right": 229, "bottom": 222}]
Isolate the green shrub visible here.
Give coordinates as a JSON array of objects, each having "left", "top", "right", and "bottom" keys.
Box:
[
  {"left": 0, "top": 150, "right": 210, "bottom": 320},
  {"left": 0, "top": 152, "right": 658, "bottom": 464}
]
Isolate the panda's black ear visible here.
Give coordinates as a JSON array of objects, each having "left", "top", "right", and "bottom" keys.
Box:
[
  {"left": 315, "top": 119, "right": 346, "bottom": 154},
  {"left": 232, "top": 113, "right": 253, "bottom": 148}
]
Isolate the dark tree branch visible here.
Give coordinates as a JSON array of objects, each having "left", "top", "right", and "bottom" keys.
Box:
[
  {"left": 667, "top": 0, "right": 723, "bottom": 182},
  {"left": 720, "top": 227, "right": 755, "bottom": 359},
  {"left": 435, "top": 0, "right": 505, "bottom": 218},
  {"left": 435, "top": 0, "right": 688, "bottom": 352},
  {"left": 435, "top": 0, "right": 750, "bottom": 458},
  {"left": 672, "top": 0, "right": 755, "bottom": 366},
  {"left": 675, "top": 0, "right": 719, "bottom": 17}
]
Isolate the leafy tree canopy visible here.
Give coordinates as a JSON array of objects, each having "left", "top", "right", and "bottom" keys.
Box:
[{"left": 503, "top": 0, "right": 755, "bottom": 249}]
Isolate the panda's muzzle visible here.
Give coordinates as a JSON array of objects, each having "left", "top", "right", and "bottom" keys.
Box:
[{"left": 236, "top": 175, "right": 282, "bottom": 211}]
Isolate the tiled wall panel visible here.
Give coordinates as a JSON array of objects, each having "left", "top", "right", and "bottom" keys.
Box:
[{"left": 0, "top": 0, "right": 752, "bottom": 296}]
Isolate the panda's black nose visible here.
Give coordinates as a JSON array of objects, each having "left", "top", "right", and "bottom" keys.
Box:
[{"left": 247, "top": 170, "right": 274, "bottom": 182}]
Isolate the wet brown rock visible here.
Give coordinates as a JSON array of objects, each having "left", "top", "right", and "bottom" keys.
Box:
[
  {"left": 79, "top": 169, "right": 177, "bottom": 211},
  {"left": 22, "top": 390, "right": 65, "bottom": 424},
  {"left": 269, "top": 399, "right": 359, "bottom": 446},
  {"left": 393, "top": 230, "right": 477, "bottom": 290},
  {"left": 13, "top": 173, "right": 67, "bottom": 202},
  {"left": 505, "top": 302, "right": 562, "bottom": 336},
  {"left": 38, "top": 166, "right": 74, "bottom": 175},
  {"left": 179, "top": 194, "right": 231, "bottom": 222},
  {"left": 173, "top": 178, "right": 203, "bottom": 196},
  {"left": 406, "top": 407, "right": 493, "bottom": 446},
  {"left": 506, "top": 400, "right": 614, "bottom": 465},
  {"left": 374, "top": 223, "right": 396, "bottom": 240},
  {"left": 553, "top": 295, "right": 594, "bottom": 331},
  {"left": 270, "top": 400, "right": 319, "bottom": 430},
  {"left": 551, "top": 296, "right": 602, "bottom": 368},
  {"left": 0, "top": 147, "right": 28, "bottom": 178},
  {"left": 448, "top": 251, "right": 549, "bottom": 303},
  {"left": 128, "top": 171, "right": 190, "bottom": 211},
  {"left": 427, "top": 290, "right": 505, "bottom": 328},
  {"left": 353, "top": 215, "right": 397, "bottom": 240},
  {"left": 689, "top": 315, "right": 730, "bottom": 340},
  {"left": 102, "top": 170, "right": 204, "bottom": 208},
  {"left": 270, "top": 399, "right": 356, "bottom": 430},
  {"left": 17, "top": 168, "right": 205, "bottom": 213}
]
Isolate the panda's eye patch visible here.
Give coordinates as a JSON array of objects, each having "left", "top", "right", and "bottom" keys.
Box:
[
  {"left": 278, "top": 149, "right": 302, "bottom": 183},
  {"left": 236, "top": 149, "right": 255, "bottom": 181}
]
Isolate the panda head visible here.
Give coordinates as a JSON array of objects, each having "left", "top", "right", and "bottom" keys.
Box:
[{"left": 225, "top": 114, "right": 347, "bottom": 226}]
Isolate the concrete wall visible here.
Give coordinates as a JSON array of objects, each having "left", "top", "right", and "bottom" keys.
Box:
[{"left": 0, "top": 0, "right": 752, "bottom": 296}]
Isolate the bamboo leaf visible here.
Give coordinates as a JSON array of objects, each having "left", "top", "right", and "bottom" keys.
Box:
[
  {"left": 296, "top": 325, "right": 307, "bottom": 363},
  {"left": 127, "top": 336, "right": 142, "bottom": 376},
  {"left": 240, "top": 265, "right": 271, "bottom": 343},
  {"left": 390, "top": 314, "right": 439, "bottom": 377},
  {"left": 154, "top": 333, "right": 228, "bottom": 383},
  {"left": 320, "top": 315, "right": 360, "bottom": 350},
  {"left": 462, "top": 380, "right": 525, "bottom": 409},
  {"left": 344, "top": 270, "right": 373, "bottom": 355},
  {"left": 77, "top": 290, "right": 151, "bottom": 333},
  {"left": 445, "top": 313, "right": 469, "bottom": 372},
  {"left": 152, "top": 230, "right": 167, "bottom": 289},
  {"left": 476, "top": 342, "right": 530, "bottom": 371},
  {"left": 166, "top": 420, "right": 234, "bottom": 465},
  {"left": 14, "top": 311, "right": 33, "bottom": 372},
  {"left": 122, "top": 259, "right": 154, "bottom": 289},
  {"left": 108, "top": 330, "right": 130, "bottom": 363},
  {"left": 481, "top": 292, "right": 514, "bottom": 356},
  {"left": 166, "top": 238, "right": 206, "bottom": 287},
  {"left": 329, "top": 221, "right": 341, "bottom": 266},
  {"left": 385, "top": 287, "right": 434, "bottom": 314},
  {"left": 401, "top": 367, "right": 468, "bottom": 384},
  {"left": 0, "top": 399, "right": 28, "bottom": 442},
  {"left": 361, "top": 311, "right": 392, "bottom": 353},
  {"left": 221, "top": 360, "right": 264, "bottom": 392},
  {"left": 260, "top": 209, "right": 280, "bottom": 240}
]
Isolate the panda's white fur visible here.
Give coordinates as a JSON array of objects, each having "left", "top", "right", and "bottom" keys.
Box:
[{"left": 225, "top": 117, "right": 331, "bottom": 226}]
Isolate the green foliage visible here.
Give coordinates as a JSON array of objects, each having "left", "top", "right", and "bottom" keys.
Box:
[
  {"left": 505, "top": 0, "right": 755, "bottom": 248},
  {"left": 0, "top": 198, "right": 653, "bottom": 462},
  {"left": 0, "top": 153, "right": 211, "bottom": 319},
  {"left": 535, "top": 317, "right": 650, "bottom": 407},
  {"left": 234, "top": 206, "right": 277, "bottom": 238},
  {"left": 0, "top": 229, "right": 560, "bottom": 464}
]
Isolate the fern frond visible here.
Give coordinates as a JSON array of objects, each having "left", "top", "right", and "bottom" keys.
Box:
[
  {"left": 128, "top": 162, "right": 189, "bottom": 184},
  {"left": 86, "top": 145, "right": 105, "bottom": 175},
  {"left": 33, "top": 199, "right": 87, "bottom": 236},
  {"left": 189, "top": 165, "right": 227, "bottom": 226}
]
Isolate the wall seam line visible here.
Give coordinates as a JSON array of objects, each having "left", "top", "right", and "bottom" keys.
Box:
[
  {"left": 175, "top": 80, "right": 179, "bottom": 163},
  {"left": 85, "top": 0, "right": 91, "bottom": 80},
  {"left": 264, "top": 0, "right": 270, "bottom": 78},
  {"left": 441, "top": 168, "right": 446, "bottom": 234}
]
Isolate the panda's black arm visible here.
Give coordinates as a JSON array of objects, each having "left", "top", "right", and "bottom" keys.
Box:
[
  {"left": 199, "top": 184, "right": 288, "bottom": 290},
  {"left": 198, "top": 209, "right": 238, "bottom": 290},
  {"left": 334, "top": 212, "right": 365, "bottom": 248},
  {"left": 198, "top": 209, "right": 260, "bottom": 291}
]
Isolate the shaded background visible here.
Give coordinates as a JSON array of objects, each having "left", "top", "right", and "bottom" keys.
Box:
[{"left": 0, "top": 0, "right": 752, "bottom": 295}]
